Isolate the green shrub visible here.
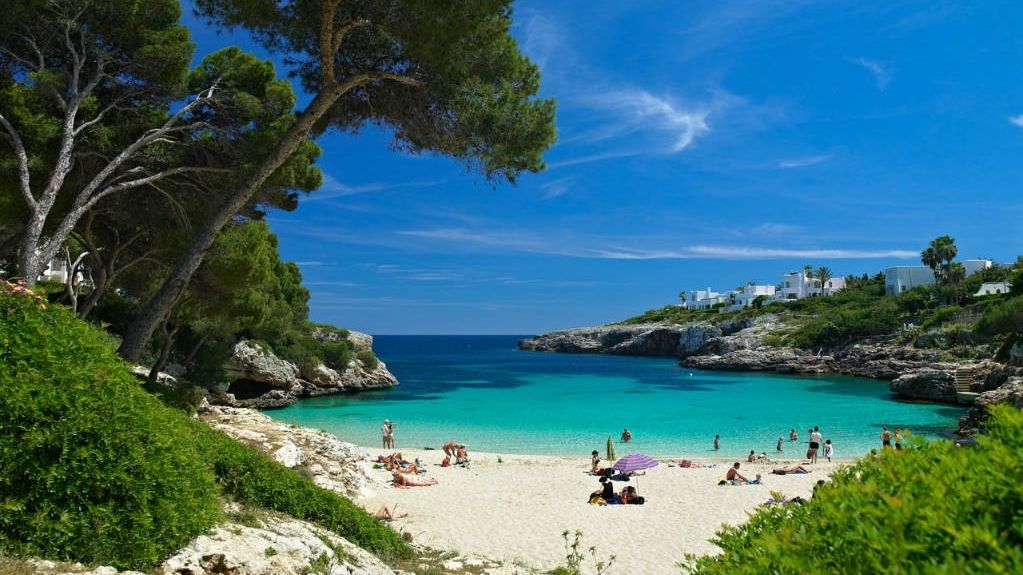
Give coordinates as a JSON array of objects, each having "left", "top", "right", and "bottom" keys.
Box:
[
  {"left": 918, "top": 305, "right": 963, "bottom": 331},
  {"left": 976, "top": 296, "right": 1023, "bottom": 337},
  {"left": 356, "top": 350, "right": 379, "bottom": 370},
  {"left": 681, "top": 406, "right": 1023, "bottom": 574},
  {"left": 191, "top": 423, "right": 413, "bottom": 561},
  {"left": 0, "top": 294, "right": 221, "bottom": 569}
]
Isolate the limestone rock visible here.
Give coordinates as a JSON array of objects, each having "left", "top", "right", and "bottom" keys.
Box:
[
  {"left": 200, "top": 406, "right": 378, "bottom": 498},
  {"left": 130, "top": 365, "right": 178, "bottom": 388},
  {"left": 157, "top": 515, "right": 393, "bottom": 575},
  {"left": 224, "top": 341, "right": 300, "bottom": 391},
  {"left": 889, "top": 370, "right": 956, "bottom": 402},
  {"left": 958, "top": 378, "right": 1023, "bottom": 435},
  {"left": 311, "top": 326, "right": 373, "bottom": 352},
  {"left": 519, "top": 324, "right": 689, "bottom": 356}
]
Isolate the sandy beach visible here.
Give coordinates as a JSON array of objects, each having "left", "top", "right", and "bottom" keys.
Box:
[{"left": 357, "top": 447, "right": 844, "bottom": 574}]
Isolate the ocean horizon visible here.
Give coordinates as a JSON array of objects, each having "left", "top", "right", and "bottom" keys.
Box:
[{"left": 269, "top": 335, "right": 967, "bottom": 458}]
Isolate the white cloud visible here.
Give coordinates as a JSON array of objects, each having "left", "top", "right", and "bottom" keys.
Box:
[
  {"left": 1009, "top": 115, "right": 1023, "bottom": 128},
  {"left": 750, "top": 223, "right": 802, "bottom": 236},
  {"left": 540, "top": 177, "right": 574, "bottom": 199},
  {"left": 397, "top": 227, "right": 916, "bottom": 261},
  {"left": 580, "top": 89, "right": 712, "bottom": 153},
  {"left": 777, "top": 154, "right": 833, "bottom": 169},
  {"left": 848, "top": 57, "right": 893, "bottom": 91},
  {"left": 591, "top": 245, "right": 918, "bottom": 260},
  {"left": 306, "top": 174, "right": 447, "bottom": 202}
]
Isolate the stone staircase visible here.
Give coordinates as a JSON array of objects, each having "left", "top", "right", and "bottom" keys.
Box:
[{"left": 954, "top": 366, "right": 981, "bottom": 404}]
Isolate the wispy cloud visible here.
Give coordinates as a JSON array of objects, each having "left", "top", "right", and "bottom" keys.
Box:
[
  {"left": 578, "top": 89, "right": 714, "bottom": 153},
  {"left": 305, "top": 174, "right": 447, "bottom": 202},
  {"left": 750, "top": 223, "right": 802, "bottom": 236},
  {"left": 1009, "top": 115, "right": 1023, "bottom": 128},
  {"left": 547, "top": 150, "right": 639, "bottom": 169},
  {"left": 397, "top": 227, "right": 916, "bottom": 261},
  {"left": 777, "top": 154, "right": 833, "bottom": 169},
  {"left": 540, "top": 177, "right": 574, "bottom": 199},
  {"left": 848, "top": 57, "right": 893, "bottom": 91},
  {"left": 590, "top": 246, "right": 918, "bottom": 260}
]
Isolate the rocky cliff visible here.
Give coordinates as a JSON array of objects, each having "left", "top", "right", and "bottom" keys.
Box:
[
  {"left": 209, "top": 332, "right": 398, "bottom": 409},
  {"left": 520, "top": 318, "right": 1021, "bottom": 408}
]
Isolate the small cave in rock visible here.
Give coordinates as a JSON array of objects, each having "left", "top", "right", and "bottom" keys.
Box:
[{"left": 227, "top": 378, "right": 274, "bottom": 400}]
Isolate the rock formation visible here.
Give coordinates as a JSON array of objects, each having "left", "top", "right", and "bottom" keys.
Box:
[
  {"left": 958, "top": 377, "right": 1023, "bottom": 435},
  {"left": 198, "top": 405, "right": 376, "bottom": 498},
  {"left": 209, "top": 337, "right": 398, "bottom": 409}
]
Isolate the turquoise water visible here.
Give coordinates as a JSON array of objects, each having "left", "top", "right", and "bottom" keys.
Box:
[{"left": 270, "top": 335, "right": 966, "bottom": 458}]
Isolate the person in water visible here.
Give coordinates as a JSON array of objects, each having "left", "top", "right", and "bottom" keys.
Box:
[
  {"left": 621, "top": 428, "right": 632, "bottom": 443},
  {"left": 714, "top": 434, "right": 720, "bottom": 450}
]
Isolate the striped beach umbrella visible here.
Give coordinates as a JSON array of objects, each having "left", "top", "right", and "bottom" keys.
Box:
[{"left": 612, "top": 453, "right": 658, "bottom": 473}]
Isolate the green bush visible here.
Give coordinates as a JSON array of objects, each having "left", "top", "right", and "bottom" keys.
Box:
[
  {"left": 191, "top": 423, "right": 413, "bottom": 561},
  {"left": 681, "top": 406, "right": 1023, "bottom": 574},
  {"left": 356, "top": 350, "right": 379, "bottom": 370},
  {"left": 976, "top": 296, "right": 1023, "bottom": 337},
  {"left": 0, "top": 293, "right": 221, "bottom": 569}
]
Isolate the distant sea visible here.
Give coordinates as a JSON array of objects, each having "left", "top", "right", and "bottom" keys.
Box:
[{"left": 269, "top": 335, "right": 967, "bottom": 458}]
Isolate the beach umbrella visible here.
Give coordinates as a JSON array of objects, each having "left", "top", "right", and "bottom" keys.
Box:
[
  {"left": 606, "top": 435, "right": 616, "bottom": 461},
  {"left": 612, "top": 453, "right": 658, "bottom": 473}
]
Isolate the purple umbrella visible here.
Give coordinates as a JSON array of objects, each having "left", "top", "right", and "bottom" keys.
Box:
[{"left": 612, "top": 453, "right": 658, "bottom": 473}]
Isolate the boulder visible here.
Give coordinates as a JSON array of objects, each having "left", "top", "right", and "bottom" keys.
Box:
[
  {"left": 157, "top": 514, "right": 394, "bottom": 575},
  {"left": 958, "top": 378, "right": 1023, "bottom": 435},
  {"left": 224, "top": 341, "right": 300, "bottom": 391},
  {"left": 130, "top": 365, "right": 178, "bottom": 388},
  {"left": 889, "top": 370, "right": 956, "bottom": 402}
]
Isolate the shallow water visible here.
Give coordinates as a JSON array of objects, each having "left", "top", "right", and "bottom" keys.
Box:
[{"left": 270, "top": 335, "right": 966, "bottom": 457}]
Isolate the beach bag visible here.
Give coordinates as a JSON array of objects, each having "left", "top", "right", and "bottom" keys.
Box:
[
  {"left": 589, "top": 496, "right": 607, "bottom": 505},
  {"left": 806, "top": 448, "right": 812, "bottom": 459}
]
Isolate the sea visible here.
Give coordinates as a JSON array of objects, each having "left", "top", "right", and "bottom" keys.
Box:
[{"left": 270, "top": 335, "right": 967, "bottom": 458}]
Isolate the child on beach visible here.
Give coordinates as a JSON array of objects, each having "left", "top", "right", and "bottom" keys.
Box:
[{"left": 823, "top": 440, "right": 833, "bottom": 462}]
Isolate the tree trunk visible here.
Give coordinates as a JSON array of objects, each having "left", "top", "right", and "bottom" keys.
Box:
[
  {"left": 18, "top": 214, "right": 46, "bottom": 287},
  {"left": 117, "top": 88, "right": 343, "bottom": 362},
  {"left": 149, "top": 321, "right": 179, "bottom": 381}
]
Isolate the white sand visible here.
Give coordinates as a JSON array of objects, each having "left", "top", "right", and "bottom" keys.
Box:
[{"left": 357, "top": 448, "right": 844, "bottom": 574}]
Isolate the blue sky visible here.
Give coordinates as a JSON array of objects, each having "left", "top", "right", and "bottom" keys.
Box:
[{"left": 183, "top": 1, "right": 1023, "bottom": 335}]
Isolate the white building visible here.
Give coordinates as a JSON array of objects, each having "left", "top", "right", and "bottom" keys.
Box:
[
  {"left": 687, "top": 287, "right": 729, "bottom": 310},
  {"left": 884, "top": 259, "right": 993, "bottom": 295},
  {"left": 39, "top": 257, "right": 72, "bottom": 284},
  {"left": 975, "top": 281, "right": 1012, "bottom": 297},
  {"left": 778, "top": 270, "right": 817, "bottom": 300},
  {"left": 962, "top": 259, "right": 993, "bottom": 276},
  {"left": 729, "top": 283, "right": 777, "bottom": 309},
  {"left": 822, "top": 276, "right": 846, "bottom": 295},
  {"left": 884, "top": 266, "right": 936, "bottom": 295}
]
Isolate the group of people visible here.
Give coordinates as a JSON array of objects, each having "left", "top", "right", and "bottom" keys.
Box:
[
  {"left": 441, "top": 441, "right": 471, "bottom": 466},
  {"left": 722, "top": 462, "right": 762, "bottom": 485},
  {"left": 588, "top": 476, "right": 644, "bottom": 505},
  {"left": 777, "top": 427, "right": 834, "bottom": 463},
  {"left": 880, "top": 426, "right": 905, "bottom": 450},
  {"left": 377, "top": 452, "right": 439, "bottom": 487}
]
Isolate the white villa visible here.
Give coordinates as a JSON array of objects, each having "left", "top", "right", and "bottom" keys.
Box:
[
  {"left": 776, "top": 270, "right": 846, "bottom": 301},
  {"left": 884, "top": 259, "right": 993, "bottom": 295},
  {"left": 975, "top": 281, "right": 1012, "bottom": 297},
  {"left": 682, "top": 270, "right": 844, "bottom": 312}
]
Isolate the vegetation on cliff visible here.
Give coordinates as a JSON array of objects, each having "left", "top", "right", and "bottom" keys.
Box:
[
  {"left": 0, "top": 288, "right": 412, "bottom": 569},
  {"left": 625, "top": 250, "right": 1022, "bottom": 357},
  {"left": 682, "top": 405, "right": 1023, "bottom": 574}
]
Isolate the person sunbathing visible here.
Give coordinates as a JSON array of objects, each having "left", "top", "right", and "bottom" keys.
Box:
[
  {"left": 620, "top": 485, "right": 645, "bottom": 504},
  {"left": 455, "top": 445, "right": 470, "bottom": 464},
  {"left": 771, "top": 465, "right": 810, "bottom": 475},
  {"left": 392, "top": 471, "right": 437, "bottom": 486},
  {"left": 373, "top": 505, "right": 409, "bottom": 521}
]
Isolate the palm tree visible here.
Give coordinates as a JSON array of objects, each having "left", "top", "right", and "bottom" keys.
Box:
[
  {"left": 921, "top": 246, "right": 941, "bottom": 280},
  {"left": 678, "top": 291, "right": 687, "bottom": 304},
  {"left": 816, "top": 266, "right": 832, "bottom": 296},
  {"left": 802, "top": 265, "right": 815, "bottom": 297},
  {"left": 923, "top": 235, "right": 958, "bottom": 284}
]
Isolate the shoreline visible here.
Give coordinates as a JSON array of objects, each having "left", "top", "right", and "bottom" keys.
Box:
[{"left": 353, "top": 446, "right": 846, "bottom": 574}]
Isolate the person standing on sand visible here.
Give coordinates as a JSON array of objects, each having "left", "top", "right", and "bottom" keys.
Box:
[
  {"left": 895, "top": 429, "right": 903, "bottom": 451},
  {"left": 714, "top": 434, "right": 720, "bottom": 450},
  {"left": 823, "top": 439, "right": 833, "bottom": 462},
  {"left": 381, "top": 419, "right": 395, "bottom": 449},
  {"left": 881, "top": 426, "right": 892, "bottom": 449},
  {"left": 621, "top": 428, "right": 632, "bottom": 443},
  {"left": 777, "top": 436, "right": 784, "bottom": 452},
  {"left": 809, "top": 426, "right": 822, "bottom": 464}
]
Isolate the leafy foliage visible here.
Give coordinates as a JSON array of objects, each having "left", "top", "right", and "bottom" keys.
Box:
[
  {"left": 356, "top": 350, "right": 379, "bottom": 370},
  {"left": 0, "top": 292, "right": 412, "bottom": 567},
  {"left": 0, "top": 292, "right": 220, "bottom": 569},
  {"left": 190, "top": 422, "right": 413, "bottom": 562},
  {"left": 976, "top": 296, "right": 1023, "bottom": 337},
  {"left": 682, "top": 406, "right": 1023, "bottom": 575}
]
